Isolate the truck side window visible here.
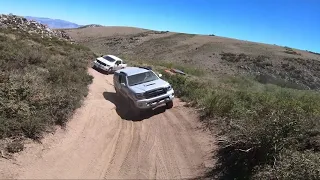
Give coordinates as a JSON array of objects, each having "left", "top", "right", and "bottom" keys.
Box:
[{"left": 118, "top": 74, "right": 122, "bottom": 83}]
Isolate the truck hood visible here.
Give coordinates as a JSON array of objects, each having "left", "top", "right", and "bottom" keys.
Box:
[
  {"left": 129, "top": 79, "right": 170, "bottom": 93},
  {"left": 96, "top": 57, "right": 114, "bottom": 66}
]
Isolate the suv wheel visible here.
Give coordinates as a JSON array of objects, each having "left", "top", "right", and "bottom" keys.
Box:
[
  {"left": 106, "top": 67, "right": 113, "bottom": 75},
  {"left": 166, "top": 101, "right": 173, "bottom": 109}
]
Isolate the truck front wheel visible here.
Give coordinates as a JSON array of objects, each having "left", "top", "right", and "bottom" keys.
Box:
[
  {"left": 128, "top": 99, "right": 139, "bottom": 116},
  {"left": 115, "top": 88, "right": 120, "bottom": 97},
  {"left": 166, "top": 101, "right": 173, "bottom": 109},
  {"left": 106, "top": 67, "right": 113, "bottom": 75}
]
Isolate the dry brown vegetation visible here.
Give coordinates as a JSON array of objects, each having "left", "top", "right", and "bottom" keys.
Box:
[
  {"left": 65, "top": 26, "right": 320, "bottom": 180},
  {"left": 65, "top": 26, "right": 320, "bottom": 77}
]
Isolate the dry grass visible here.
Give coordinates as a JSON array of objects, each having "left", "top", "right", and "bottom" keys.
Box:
[
  {"left": 64, "top": 26, "right": 148, "bottom": 40},
  {"left": 65, "top": 27, "right": 320, "bottom": 78}
]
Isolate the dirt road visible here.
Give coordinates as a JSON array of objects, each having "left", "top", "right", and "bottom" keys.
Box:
[{"left": 0, "top": 68, "right": 215, "bottom": 179}]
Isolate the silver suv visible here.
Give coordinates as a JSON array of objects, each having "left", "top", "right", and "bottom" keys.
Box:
[{"left": 113, "top": 67, "right": 174, "bottom": 114}]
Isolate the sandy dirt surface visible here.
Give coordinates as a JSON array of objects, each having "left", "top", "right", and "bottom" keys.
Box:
[{"left": 0, "top": 67, "right": 215, "bottom": 179}]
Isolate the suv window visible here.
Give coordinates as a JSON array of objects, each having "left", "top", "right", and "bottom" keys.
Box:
[
  {"left": 103, "top": 56, "right": 116, "bottom": 62},
  {"left": 115, "top": 61, "right": 121, "bottom": 65}
]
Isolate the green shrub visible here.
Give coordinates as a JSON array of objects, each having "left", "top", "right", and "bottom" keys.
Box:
[
  {"left": 162, "top": 72, "right": 320, "bottom": 180},
  {"left": 6, "top": 141, "right": 24, "bottom": 153},
  {"left": 254, "top": 150, "right": 320, "bottom": 179},
  {"left": 0, "top": 28, "right": 95, "bottom": 140},
  {"left": 283, "top": 46, "right": 301, "bottom": 56}
]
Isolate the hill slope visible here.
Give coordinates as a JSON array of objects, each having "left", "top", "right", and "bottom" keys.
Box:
[
  {"left": 65, "top": 26, "right": 320, "bottom": 90},
  {"left": 65, "top": 26, "right": 320, "bottom": 180},
  {"left": 0, "top": 15, "right": 215, "bottom": 180}
]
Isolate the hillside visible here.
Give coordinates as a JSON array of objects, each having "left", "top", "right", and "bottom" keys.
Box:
[
  {"left": 77, "top": 24, "right": 103, "bottom": 29},
  {"left": 0, "top": 14, "right": 94, "bottom": 154},
  {"left": 65, "top": 26, "right": 320, "bottom": 90},
  {"left": 65, "top": 26, "right": 320, "bottom": 179},
  {"left": 1, "top": 17, "right": 320, "bottom": 179},
  {"left": 0, "top": 14, "right": 215, "bottom": 180}
]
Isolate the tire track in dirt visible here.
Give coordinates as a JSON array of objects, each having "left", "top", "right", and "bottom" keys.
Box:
[
  {"left": 0, "top": 67, "right": 215, "bottom": 179},
  {"left": 163, "top": 111, "right": 200, "bottom": 174}
]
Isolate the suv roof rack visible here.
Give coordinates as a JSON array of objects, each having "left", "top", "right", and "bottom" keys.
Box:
[{"left": 138, "top": 66, "right": 152, "bottom": 70}]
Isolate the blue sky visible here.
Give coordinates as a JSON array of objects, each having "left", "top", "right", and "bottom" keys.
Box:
[{"left": 0, "top": 0, "right": 319, "bottom": 52}]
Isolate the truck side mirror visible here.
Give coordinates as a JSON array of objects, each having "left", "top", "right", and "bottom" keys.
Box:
[
  {"left": 121, "top": 83, "right": 126, "bottom": 87},
  {"left": 158, "top": 73, "right": 163, "bottom": 78}
]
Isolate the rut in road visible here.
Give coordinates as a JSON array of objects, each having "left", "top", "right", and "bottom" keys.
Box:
[{"left": 8, "top": 68, "right": 215, "bottom": 179}]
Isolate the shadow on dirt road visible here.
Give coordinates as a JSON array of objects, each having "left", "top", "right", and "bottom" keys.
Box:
[{"left": 103, "top": 91, "right": 167, "bottom": 121}]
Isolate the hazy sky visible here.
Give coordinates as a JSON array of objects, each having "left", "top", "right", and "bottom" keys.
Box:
[{"left": 0, "top": 0, "right": 319, "bottom": 52}]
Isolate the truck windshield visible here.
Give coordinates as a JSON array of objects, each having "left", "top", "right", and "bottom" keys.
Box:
[
  {"left": 127, "top": 71, "right": 159, "bottom": 86},
  {"left": 103, "top": 56, "right": 116, "bottom": 62}
]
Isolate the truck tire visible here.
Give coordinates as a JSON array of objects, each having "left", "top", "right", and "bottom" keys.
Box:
[
  {"left": 129, "top": 99, "right": 140, "bottom": 117},
  {"left": 115, "top": 88, "right": 119, "bottom": 98},
  {"left": 166, "top": 100, "right": 173, "bottom": 109}
]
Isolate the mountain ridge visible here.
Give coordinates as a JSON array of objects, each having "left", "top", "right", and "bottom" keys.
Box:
[
  {"left": 25, "top": 16, "right": 81, "bottom": 29},
  {"left": 0, "top": 14, "right": 73, "bottom": 41}
]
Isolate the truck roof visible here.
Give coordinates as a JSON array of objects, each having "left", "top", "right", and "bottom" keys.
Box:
[{"left": 116, "top": 67, "right": 150, "bottom": 76}]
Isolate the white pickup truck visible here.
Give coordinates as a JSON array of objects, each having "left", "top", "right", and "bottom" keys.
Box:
[{"left": 93, "top": 55, "right": 127, "bottom": 74}]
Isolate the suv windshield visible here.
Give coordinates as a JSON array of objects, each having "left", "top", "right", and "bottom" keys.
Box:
[
  {"left": 127, "top": 71, "right": 159, "bottom": 86},
  {"left": 102, "top": 56, "right": 116, "bottom": 62}
]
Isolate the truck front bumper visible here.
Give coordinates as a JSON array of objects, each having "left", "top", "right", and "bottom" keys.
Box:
[
  {"left": 93, "top": 61, "right": 110, "bottom": 71},
  {"left": 134, "top": 89, "right": 175, "bottom": 109}
]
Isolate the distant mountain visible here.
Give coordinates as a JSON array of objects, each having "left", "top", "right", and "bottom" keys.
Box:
[
  {"left": 77, "top": 24, "right": 103, "bottom": 29},
  {"left": 0, "top": 14, "right": 73, "bottom": 41},
  {"left": 25, "top": 16, "right": 81, "bottom": 29}
]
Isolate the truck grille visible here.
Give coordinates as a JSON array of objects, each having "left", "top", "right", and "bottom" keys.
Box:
[
  {"left": 144, "top": 88, "right": 167, "bottom": 99},
  {"left": 97, "top": 60, "right": 106, "bottom": 66}
]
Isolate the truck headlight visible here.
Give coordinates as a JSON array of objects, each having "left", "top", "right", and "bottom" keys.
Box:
[
  {"left": 166, "top": 85, "right": 172, "bottom": 91},
  {"left": 135, "top": 93, "right": 144, "bottom": 100}
]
